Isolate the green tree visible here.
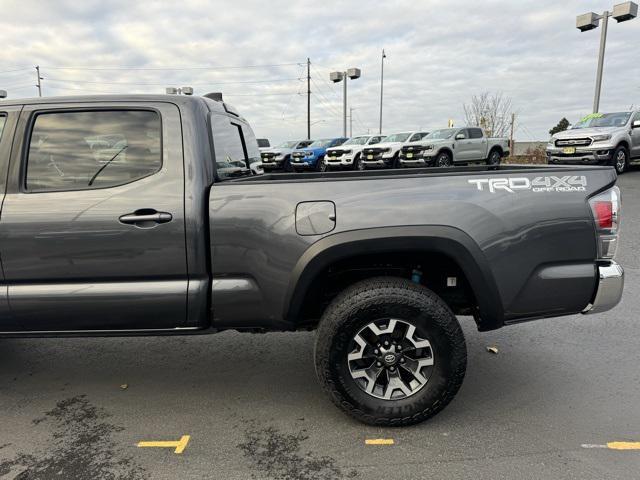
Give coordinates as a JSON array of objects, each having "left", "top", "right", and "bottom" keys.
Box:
[{"left": 549, "top": 118, "right": 570, "bottom": 136}]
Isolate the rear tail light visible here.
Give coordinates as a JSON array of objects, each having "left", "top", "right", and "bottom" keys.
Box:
[{"left": 589, "top": 186, "right": 621, "bottom": 259}]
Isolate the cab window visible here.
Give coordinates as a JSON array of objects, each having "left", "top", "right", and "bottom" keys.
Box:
[
  {"left": 25, "top": 110, "right": 161, "bottom": 192},
  {"left": 469, "top": 128, "right": 484, "bottom": 139}
]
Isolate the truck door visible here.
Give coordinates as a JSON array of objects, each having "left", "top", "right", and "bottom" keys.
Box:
[
  {"left": 454, "top": 129, "right": 474, "bottom": 161},
  {"left": 0, "top": 107, "right": 22, "bottom": 331},
  {"left": 0, "top": 102, "right": 188, "bottom": 331},
  {"left": 467, "top": 128, "right": 487, "bottom": 160},
  {"left": 631, "top": 112, "right": 640, "bottom": 159}
]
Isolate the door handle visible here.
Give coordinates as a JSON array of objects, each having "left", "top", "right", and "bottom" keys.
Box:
[{"left": 119, "top": 210, "right": 173, "bottom": 227}]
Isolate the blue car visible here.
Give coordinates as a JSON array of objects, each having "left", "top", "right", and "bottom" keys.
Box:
[{"left": 290, "top": 137, "right": 348, "bottom": 172}]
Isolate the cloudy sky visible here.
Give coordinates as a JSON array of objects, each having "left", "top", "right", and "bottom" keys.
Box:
[{"left": 2, "top": 0, "right": 639, "bottom": 143}]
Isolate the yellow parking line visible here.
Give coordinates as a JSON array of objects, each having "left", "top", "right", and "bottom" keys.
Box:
[
  {"left": 365, "top": 439, "right": 394, "bottom": 445},
  {"left": 137, "top": 435, "right": 190, "bottom": 454},
  {"left": 607, "top": 442, "right": 640, "bottom": 450}
]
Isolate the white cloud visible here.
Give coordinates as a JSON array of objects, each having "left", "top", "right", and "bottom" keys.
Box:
[{"left": 1, "top": 0, "right": 639, "bottom": 143}]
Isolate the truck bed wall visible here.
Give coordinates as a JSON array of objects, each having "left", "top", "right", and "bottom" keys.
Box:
[{"left": 209, "top": 166, "right": 616, "bottom": 329}]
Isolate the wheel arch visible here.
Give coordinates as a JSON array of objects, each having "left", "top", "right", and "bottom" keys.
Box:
[
  {"left": 616, "top": 140, "right": 630, "bottom": 152},
  {"left": 489, "top": 145, "right": 503, "bottom": 156},
  {"left": 284, "top": 226, "right": 505, "bottom": 331},
  {"left": 436, "top": 147, "right": 453, "bottom": 159}
]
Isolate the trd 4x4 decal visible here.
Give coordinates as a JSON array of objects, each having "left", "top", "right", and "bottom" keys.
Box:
[{"left": 468, "top": 176, "right": 587, "bottom": 193}]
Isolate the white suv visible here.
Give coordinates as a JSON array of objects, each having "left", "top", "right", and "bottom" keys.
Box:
[
  {"left": 325, "top": 134, "right": 386, "bottom": 170},
  {"left": 361, "top": 131, "right": 429, "bottom": 169}
]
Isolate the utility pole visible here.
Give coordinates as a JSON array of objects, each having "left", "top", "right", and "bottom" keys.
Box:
[
  {"left": 35, "top": 65, "right": 43, "bottom": 97},
  {"left": 307, "top": 58, "right": 311, "bottom": 140},
  {"left": 379, "top": 49, "right": 385, "bottom": 134},
  {"left": 509, "top": 112, "right": 516, "bottom": 154}
]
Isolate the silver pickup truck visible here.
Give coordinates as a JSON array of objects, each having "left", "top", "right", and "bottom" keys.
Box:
[
  {"left": 546, "top": 111, "right": 640, "bottom": 174},
  {"left": 399, "top": 127, "right": 510, "bottom": 167}
]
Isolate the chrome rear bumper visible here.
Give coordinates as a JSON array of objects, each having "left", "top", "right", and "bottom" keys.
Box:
[{"left": 582, "top": 261, "right": 624, "bottom": 314}]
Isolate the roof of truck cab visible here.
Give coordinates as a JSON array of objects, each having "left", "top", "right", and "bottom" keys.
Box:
[{"left": 0, "top": 94, "right": 228, "bottom": 113}]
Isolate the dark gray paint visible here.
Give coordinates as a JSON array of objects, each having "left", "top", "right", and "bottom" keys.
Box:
[{"left": 0, "top": 95, "right": 618, "bottom": 334}]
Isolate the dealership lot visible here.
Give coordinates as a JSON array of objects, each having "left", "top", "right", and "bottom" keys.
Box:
[{"left": 0, "top": 170, "right": 639, "bottom": 480}]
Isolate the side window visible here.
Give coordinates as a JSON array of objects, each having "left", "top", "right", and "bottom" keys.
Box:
[
  {"left": 210, "top": 113, "right": 260, "bottom": 178},
  {"left": 457, "top": 129, "right": 467, "bottom": 139},
  {"left": 469, "top": 128, "right": 483, "bottom": 139},
  {"left": 408, "top": 133, "right": 421, "bottom": 142},
  {"left": 26, "top": 110, "right": 161, "bottom": 192},
  {"left": 370, "top": 136, "right": 382, "bottom": 144},
  {"left": 0, "top": 114, "right": 6, "bottom": 140},
  {"left": 633, "top": 112, "right": 640, "bottom": 123}
]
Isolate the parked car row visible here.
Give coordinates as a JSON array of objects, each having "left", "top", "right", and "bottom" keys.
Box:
[
  {"left": 546, "top": 110, "right": 640, "bottom": 174},
  {"left": 260, "top": 127, "right": 510, "bottom": 173}
]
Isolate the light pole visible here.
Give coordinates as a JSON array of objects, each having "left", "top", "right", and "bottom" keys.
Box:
[
  {"left": 576, "top": 2, "right": 637, "bottom": 112},
  {"left": 330, "top": 68, "right": 361, "bottom": 137}
]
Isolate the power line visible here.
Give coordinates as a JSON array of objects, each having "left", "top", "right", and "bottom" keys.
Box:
[
  {"left": 39, "top": 62, "right": 303, "bottom": 71},
  {"left": 42, "top": 84, "right": 302, "bottom": 96},
  {"left": 0, "top": 67, "right": 32, "bottom": 74},
  {"left": 44, "top": 77, "right": 302, "bottom": 86}
]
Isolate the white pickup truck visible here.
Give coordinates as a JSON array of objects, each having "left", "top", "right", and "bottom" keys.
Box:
[
  {"left": 399, "top": 127, "right": 510, "bottom": 167},
  {"left": 361, "top": 131, "right": 429, "bottom": 169},
  {"left": 324, "top": 134, "right": 386, "bottom": 170}
]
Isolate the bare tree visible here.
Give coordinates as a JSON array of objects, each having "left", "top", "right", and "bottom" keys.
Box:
[{"left": 463, "top": 92, "right": 513, "bottom": 137}]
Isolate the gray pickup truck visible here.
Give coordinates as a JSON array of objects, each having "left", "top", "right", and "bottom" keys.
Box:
[
  {"left": 0, "top": 94, "right": 624, "bottom": 426},
  {"left": 546, "top": 110, "right": 640, "bottom": 174},
  {"left": 399, "top": 127, "right": 510, "bottom": 167}
]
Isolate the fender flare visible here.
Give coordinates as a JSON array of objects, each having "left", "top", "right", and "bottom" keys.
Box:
[{"left": 284, "top": 226, "right": 505, "bottom": 330}]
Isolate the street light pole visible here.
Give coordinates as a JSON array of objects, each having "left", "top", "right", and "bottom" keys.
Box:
[
  {"left": 593, "top": 12, "right": 609, "bottom": 113},
  {"left": 343, "top": 72, "right": 347, "bottom": 137},
  {"left": 330, "top": 68, "right": 361, "bottom": 137},
  {"left": 576, "top": 2, "right": 637, "bottom": 113}
]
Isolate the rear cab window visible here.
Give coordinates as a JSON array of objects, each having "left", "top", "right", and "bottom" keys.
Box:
[
  {"left": 469, "top": 128, "right": 484, "bottom": 139},
  {"left": 210, "top": 113, "right": 260, "bottom": 180},
  {"left": 25, "top": 110, "right": 161, "bottom": 192}
]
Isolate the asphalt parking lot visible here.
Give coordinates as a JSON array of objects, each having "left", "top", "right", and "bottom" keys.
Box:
[{"left": 1, "top": 169, "right": 639, "bottom": 480}]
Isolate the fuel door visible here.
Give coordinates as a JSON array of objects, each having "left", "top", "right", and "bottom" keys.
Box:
[{"left": 295, "top": 201, "right": 336, "bottom": 236}]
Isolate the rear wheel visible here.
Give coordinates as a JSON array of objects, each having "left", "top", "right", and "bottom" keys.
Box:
[
  {"left": 487, "top": 149, "right": 501, "bottom": 166},
  {"left": 612, "top": 146, "right": 628, "bottom": 174},
  {"left": 315, "top": 277, "right": 467, "bottom": 426}
]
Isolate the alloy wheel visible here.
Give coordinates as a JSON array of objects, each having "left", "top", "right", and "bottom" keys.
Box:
[{"left": 347, "top": 318, "right": 434, "bottom": 400}]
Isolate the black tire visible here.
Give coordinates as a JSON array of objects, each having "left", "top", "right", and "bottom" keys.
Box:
[
  {"left": 391, "top": 152, "right": 400, "bottom": 169},
  {"left": 314, "top": 277, "right": 467, "bottom": 426},
  {"left": 352, "top": 153, "right": 361, "bottom": 171},
  {"left": 316, "top": 155, "right": 326, "bottom": 172},
  {"left": 487, "top": 149, "right": 501, "bottom": 166},
  {"left": 436, "top": 151, "right": 453, "bottom": 168},
  {"left": 612, "top": 145, "right": 628, "bottom": 174},
  {"left": 283, "top": 155, "right": 293, "bottom": 172}
]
